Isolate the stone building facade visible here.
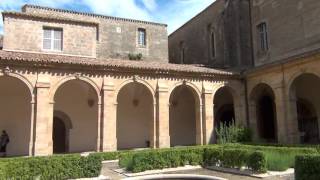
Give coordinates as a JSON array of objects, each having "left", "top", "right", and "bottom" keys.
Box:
[
  {"left": 1, "top": 0, "right": 320, "bottom": 157},
  {"left": 170, "top": 0, "right": 320, "bottom": 144},
  {"left": 0, "top": 5, "right": 245, "bottom": 156}
]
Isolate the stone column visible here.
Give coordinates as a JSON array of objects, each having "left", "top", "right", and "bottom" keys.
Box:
[
  {"left": 29, "top": 95, "right": 36, "bottom": 156},
  {"left": 101, "top": 79, "right": 117, "bottom": 152},
  {"left": 286, "top": 94, "right": 300, "bottom": 144},
  {"left": 274, "top": 85, "right": 288, "bottom": 143},
  {"left": 156, "top": 82, "right": 170, "bottom": 148},
  {"left": 34, "top": 81, "right": 53, "bottom": 156},
  {"left": 150, "top": 102, "right": 157, "bottom": 149},
  {"left": 202, "top": 90, "right": 214, "bottom": 144},
  {"left": 97, "top": 99, "right": 102, "bottom": 152},
  {"left": 248, "top": 100, "right": 259, "bottom": 141},
  {"left": 196, "top": 102, "right": 204, "bottom": 145}
]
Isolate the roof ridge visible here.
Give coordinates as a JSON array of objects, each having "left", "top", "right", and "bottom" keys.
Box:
[{"left": 22, "top": 4, "right": 167, "bottom": 27}]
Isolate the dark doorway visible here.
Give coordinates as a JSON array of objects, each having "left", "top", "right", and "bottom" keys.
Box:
[
  {"left": 257, "top": 95, "right": 277, "bottom": 142},
  {"left": 215, "top": 104, "right": 235, "bottom": 127},
  {"left": 297, "top": 99, "right": 319, "bottom": 144},
  {"left": 53, "top": 117, "right": 67, "bottom": 154}
]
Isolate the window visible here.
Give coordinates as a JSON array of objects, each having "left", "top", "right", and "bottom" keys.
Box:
[
  {"left": 210, "top": 31, "right": 216, "bottom": 58},
  {"left": 180, "top": 41, "right": 185, "bottom": 64},
  {"left": 257, "top": 22, "right": 268, "bottom": 51},
  {"left": 43, "top": 28, "right": 63, "bottom": 51},
  {"left": 138, "top": 28, "right": 146, "bottom": 46}
]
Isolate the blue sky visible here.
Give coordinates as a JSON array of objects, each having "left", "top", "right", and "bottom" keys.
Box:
[{"left": 0, "top": 0, "right": 215, "bottom": 35}]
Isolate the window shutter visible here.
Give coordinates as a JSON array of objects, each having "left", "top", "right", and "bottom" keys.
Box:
[{"left": 53, "top": 30, "right": 62, "bottom": 51}]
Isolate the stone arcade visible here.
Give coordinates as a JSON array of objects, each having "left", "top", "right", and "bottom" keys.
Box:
[{"left": 1, "top": 0, "right": 320, "bottom": 157}]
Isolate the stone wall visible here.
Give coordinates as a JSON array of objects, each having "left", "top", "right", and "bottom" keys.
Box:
[
  {"left": 251, "top": 0, "right": 320, "bottom": 66},
  {"left": 168, "top": 0, "right": 253, "bottom": 69},
  {"left": 22, "top": 5, "right": 168, "bottom": 62},
  {"left": 3, "top": 16, "right": 97, "bottom": 57}
]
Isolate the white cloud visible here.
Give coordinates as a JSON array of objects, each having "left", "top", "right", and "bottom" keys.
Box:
[
  {"left": 81, "top": 0, "right": 152, "bottom": 21},
  {"left": 142, "top": 0, "right": 157, "bottom": 11},
  {"left": 0, "top": 0, "right": 216, "bottom": 35}
]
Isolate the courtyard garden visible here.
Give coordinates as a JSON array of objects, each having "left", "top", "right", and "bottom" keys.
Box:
[{"left": 0, "top": 123, "right": 319, "bottom": 179}]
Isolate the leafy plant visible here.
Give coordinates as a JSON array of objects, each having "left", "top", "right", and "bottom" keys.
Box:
[
  {"left": 128, "top": 53, "right": 143, "bottom": 60},
  {"left": 215, "top": 121, "right": 252, "bottom": 144}
]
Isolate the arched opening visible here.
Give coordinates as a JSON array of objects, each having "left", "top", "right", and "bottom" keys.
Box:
[
  {"left": 53, "top": 79, "right": 98, "bottom": 153},
  {"left": 0, "top": 76, "right": 31, "bottom": 156},
  {"left": 290, "top": 73, "right": 320, "bottom": 144},
  {"left": 214, "top": 87, "right": 235, "bottom": 128},
  {"left": 169, "top": 85, "right": 200, "bottom": 147},
  {"left": 251, "top": 84, "right": 277, "bottom": 142},
  {"left": 116, "top": 82, "right": 154, "bottom": 150},
  {"left": 53, "top": 117, "right": 66, "bottom": 153},
  {"left": 213, "top": 87, "right": 235, "bottom": 142}
]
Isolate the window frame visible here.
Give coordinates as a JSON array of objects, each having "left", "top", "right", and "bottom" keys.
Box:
[
  {"left": 257, "top": 22, "right": 269, "bottom": 52},
  {"left": 137, "top": 28, "right": 147, "bottom": 47},
  {"left": 42, "top": 27, "right": 63, "bottom": 52}
]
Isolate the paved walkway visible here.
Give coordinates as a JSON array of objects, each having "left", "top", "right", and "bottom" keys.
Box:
[{"left": 100, "top": 161, "right": 294, "bottom": 180}]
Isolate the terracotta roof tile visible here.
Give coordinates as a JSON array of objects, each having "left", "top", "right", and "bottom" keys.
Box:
[{"left": 0, "top": 50, "right": 237, "bottom": 76}]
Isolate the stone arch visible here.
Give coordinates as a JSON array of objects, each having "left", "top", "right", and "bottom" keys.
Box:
[
  {"left": 169, "top": 81, "right": 202, "bottom": 103},
  {"left": 169, "top": 82, "right": 202, "bottom": 147},
  {"left": 0, "top": 74, "right": 33, "bottom": 156},
  {"left": 50, "top": 75, "right": 100, "bottom": 103},
  {"left": 114, "top": 77, "right": 156, "bottom": 104},
  {"left": 53, "top": 78, "right": 99, "bottom": 153},
  {"left": 289, "top": 73, "right": 320, "bottom": 144},
  {"left": 213, "top": 85, "right": 236, "bottom": 125},
  {"left": 287, "top": 71, "right": 320, "bottom": 96},
  {"left": 0, "top": 72, "right": 34, "bottom": 96},
  {"left": 249, "top": 83, "right": 277, "bottom": 142},
  {"left": 116, "top": 81, "right": 155, "bottom": 149},
  {"left": 53, "top": 111, "right": 73, "bottom": 153}
]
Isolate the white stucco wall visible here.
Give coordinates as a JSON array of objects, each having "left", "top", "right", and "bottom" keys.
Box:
[
  {"left": 0, "top": 76, "right": 31, "bottom": 156},
  {"left": 169, "top": 86, "right": 197, "bottom": 146},
  {"left": 54, "top": 80, "right": 98, "bottom": 153},
  {"left": 116, "top": 82, "right": 153, "bottom": 149}
]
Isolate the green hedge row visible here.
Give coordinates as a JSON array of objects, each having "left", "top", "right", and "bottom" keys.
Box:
[
  {"left": 120, "top": 147, "right": 204, "bottom": 173},
  {"left": 203, "top": 148, "right": 267, "bottom": 173},
  {"left": 295, "top": 155, "right": 320, "bottom": 180},
  {"left": 119, "top": 146, "right": 267, "bottom": 173},
  {"left": 0, "top": 154, "right": 102, "bottom": 179}
]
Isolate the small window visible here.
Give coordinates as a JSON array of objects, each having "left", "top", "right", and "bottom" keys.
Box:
[
  {"left": 210, "top": 31, "right": 216, "bottom": 58},
  {"left": 43, "top": 27, "right": 63, "bottom": 51},
  {"left": 257, "top": 22, "right": 268, "bottom": 51},
  {"left": 180, "top": 41, "right": 185, "bottom": 64},
  {"left": 138, "top": 28, "right": 146, "bottom": 46}
]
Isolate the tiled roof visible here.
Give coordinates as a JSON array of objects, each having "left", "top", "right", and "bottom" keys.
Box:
[
  {"left": 0, "top": 50, "right": 237, "bottom": 76},
  {"left": 22, "top": 4, "right": 167, "bottom": 27},
  {"left": 2, "top": 11, "right": 99, "bottom": 26}
]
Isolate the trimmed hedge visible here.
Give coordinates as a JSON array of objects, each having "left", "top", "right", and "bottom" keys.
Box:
[
  {"left": 0, "top": 154, "right": 102, "bottom": 179},
  {"left": 203, "top": 148, "right": 267, "bottom": 173},
  {"left": 295, "top": 155, "right": 320, "bottom": 180},
  {"left": 120, "top": 146, "right": 267, "bottom": 173},
  {"left": 122, "top": 147, "right": 204, "bottom": 173}
]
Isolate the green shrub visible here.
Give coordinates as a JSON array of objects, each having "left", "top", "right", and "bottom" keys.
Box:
[
  {"left": 203, "top": 147, "right": 266, "bottom": 173},
  {"left": 221, "top": 149, "right": 249, "bottom": 168},
  {"left": 247, "top": 151, "right": 267, "bottom": 173},
  {"left": 223, "top": 143, "right": 318, "bottom": 171},
  {"left": 203, "top": 147, "right": 223, "bottom": 166},
  {"left": 120, "top": 147, "right": 205, "bottom": 173},
  {"left": 215, "top": 121, "right": 252, "bottom": 144},
  {"left": 0, "top": 154, "right": 101, "bottom": 179},
  {"left": 128, "top": 53, "right": 143, "bottom": 60},
  {"left": 295, "top": 155, "right": 320, "bottom": 180}
]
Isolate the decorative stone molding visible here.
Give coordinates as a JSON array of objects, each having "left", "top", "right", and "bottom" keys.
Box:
[{"left": 2, "top": 66, "right": 12, "bottom": 76}]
